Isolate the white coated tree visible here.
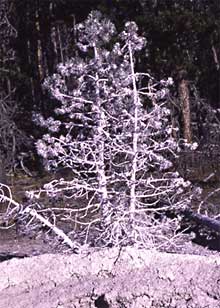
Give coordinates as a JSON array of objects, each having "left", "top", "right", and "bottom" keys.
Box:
[{"left": 29, "top": 11, "right": 193, "bottom": 249}]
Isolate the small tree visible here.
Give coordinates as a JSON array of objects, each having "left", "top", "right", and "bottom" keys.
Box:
[{"left": 29, "top": 11, "right": 193, "bottom": 249}]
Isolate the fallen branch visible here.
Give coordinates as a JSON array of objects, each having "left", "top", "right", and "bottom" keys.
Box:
[
  {"left": 183, "top": 209, "right": 220, "bottom": 233},
  {"left": 23, "top": 207, "right": 78, "bottom": 251},
  {"left": 0, "top": 183, "right": 78, "bottom": 251}
]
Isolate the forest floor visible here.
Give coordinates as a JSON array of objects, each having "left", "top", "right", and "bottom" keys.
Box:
[
  {"left": 1, "top": 156, "right": 220, "bottom": 260},
  {"left": 1, "top": 224, "right": 220, "bottom": 259},
  {"left": 0, "top": 170, "right": 220, "bottom": 259}
]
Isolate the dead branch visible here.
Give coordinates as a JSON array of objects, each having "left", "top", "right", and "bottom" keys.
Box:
[
  {"left": 183, "top": 208, "right": 220, "bottom": 234},
  {"left": 0, "top": 183, "right": 78, "bottom": 251}
]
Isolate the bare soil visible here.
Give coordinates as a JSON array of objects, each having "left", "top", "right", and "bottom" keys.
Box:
[{"left": 0, "top": 247, "right": 220, "bottom": 308}]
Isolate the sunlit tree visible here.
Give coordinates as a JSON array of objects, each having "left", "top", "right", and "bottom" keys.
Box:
[{"left": 31, "top": 11, "right": 193, "bottom": 248}]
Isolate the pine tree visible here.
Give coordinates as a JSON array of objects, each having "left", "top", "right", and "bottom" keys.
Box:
[{"left": 34, "top": 11, "right": 193, "bottom": 248}]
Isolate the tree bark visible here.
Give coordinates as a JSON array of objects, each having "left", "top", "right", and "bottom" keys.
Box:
[
  {"left": 178, "top": 70, "right": 192, "bottom": 143},
  {"left": 0, "top": 157, "right": 6, "bottom": 184}
]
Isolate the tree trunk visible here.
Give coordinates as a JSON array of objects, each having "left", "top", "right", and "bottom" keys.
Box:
[
  {"left": 0, "top": 157, "right": 6, "bottom": 184},
  {"left": 178, "top": 70, "right": 192, "bottom": 143},
  {"left": 93, "top": 46, "right": 111, "bottom": 226},
  {"left": 129, "top": 42, "right": 139, "bottom": 216},
  {"left": 35, "top": 7, "right": 43, "bottom": 81}
]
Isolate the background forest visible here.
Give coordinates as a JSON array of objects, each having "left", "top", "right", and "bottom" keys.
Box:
[
  {"left": 0, "top": 0, "right": 219, "bottom": 171},
  {"left": 0, "top": 0, "right": 220, "bottom": 251}
]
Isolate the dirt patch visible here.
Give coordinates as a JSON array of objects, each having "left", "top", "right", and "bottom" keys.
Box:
[{"left": 0, "top": 247, "right": 220, "bottom": 308}]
